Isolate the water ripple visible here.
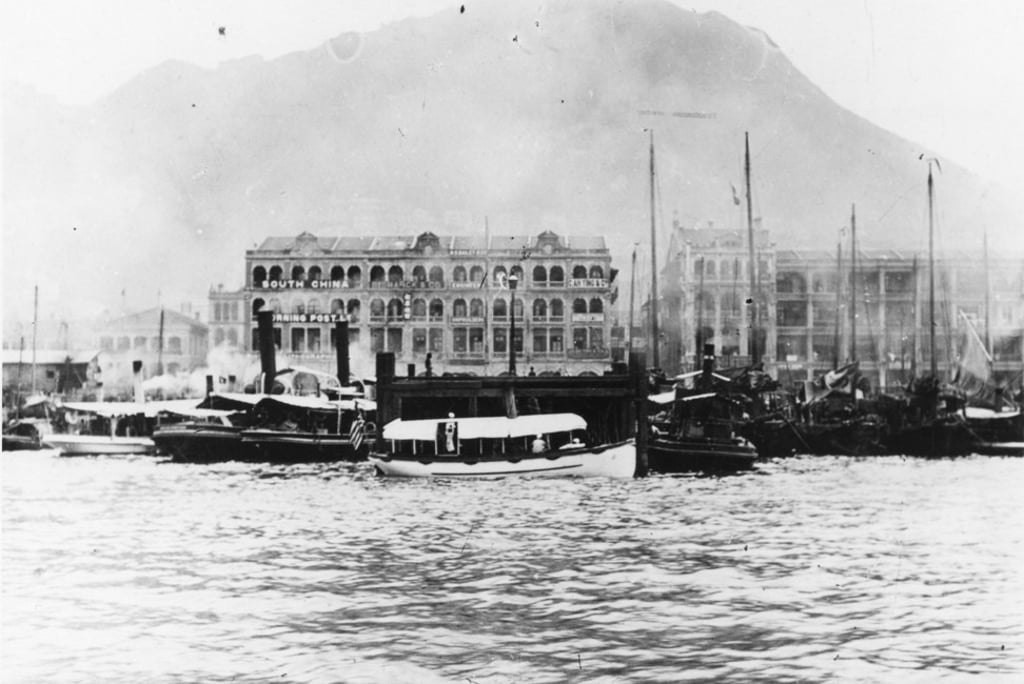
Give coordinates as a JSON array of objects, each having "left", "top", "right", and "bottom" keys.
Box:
[{"left": 3, "top": 452, "right": 1023, "bottom": 682}]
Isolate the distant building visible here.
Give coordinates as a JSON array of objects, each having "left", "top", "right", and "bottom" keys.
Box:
[
  {"left": 1, "top": 349, "right": 101, "bottom": 398},
  {"left": 660, "top": 219, "right": 776, "bottom": 376},
  {"left": 93, "top": 307, "right": 209, "bottom": 392},
  {"left": 208, "top": 230, "right": 619, "bottom": 378},
  {"left": 661, "top": 220, "right": 1024, "bottom": 390}
]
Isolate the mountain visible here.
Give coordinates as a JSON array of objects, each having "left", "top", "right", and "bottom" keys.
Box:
[{"left": 3, "top": 0, "right": 1017, "bottom": 322}]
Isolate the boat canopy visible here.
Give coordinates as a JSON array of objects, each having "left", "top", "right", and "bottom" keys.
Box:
[
  {"left": 60, "top": 399, "right": 204, "bottom": 418},
  {"left": 383, "top": 413, "right": 587, "bottom": 442},
  {"left": 672, "top": 370, "right": 732, "bottom": 383},
  {"left": 648, "top": 390, "right": 676, "bottom": 405}
]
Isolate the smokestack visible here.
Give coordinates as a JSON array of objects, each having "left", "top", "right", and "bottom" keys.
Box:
[
  {"left": 700, "top": 343, "right": 715, "bottom": 387},
  {"left": 132, "top": 360, "right": 144, "bottom": 403},
  {"left": 334, "top": 320, "right": 350, "bottom": 386},
  {"left": 257, "top": 310, "right": 276, "bottom": 394},
  {"left": 407, "top": 363, "right": 416, "bottom": 379},
  {"left": 205, "top": 375, "right": 214, "bottom": 398}
]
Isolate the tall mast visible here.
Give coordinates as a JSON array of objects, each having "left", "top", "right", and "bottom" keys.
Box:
[
  {"left": 834, "top": 239, "right": 843, "bottom": 369},
  {"left": 649, "top": 130, "right": 660, "bottom": 369},
  {"left": 628, "top": 244, "right": 637, "bottom": 350},
  {"left": 31, "top": 284, "right": 38, "bottom": 394},
  {"left": 745, "top": 132, "right": 759, "bottom": 363},
  {"left": 696, "top": 256, "right": 705, "bottom": 368},
  {"left": 983, "top": 228, "right": 991, "bottom": 354},
  {"left": 928, "top": 166, "right": 937, "bottom": 378},
  {"left": 157, "top": 307, "right": 166, "bottom": 376},
  {"left": 850, "top": 204, "right": 857, "bottom": 362}
]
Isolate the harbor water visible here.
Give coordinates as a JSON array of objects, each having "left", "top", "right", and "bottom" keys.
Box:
[{"left": 3, "top": 452, "right": 1023, "bottom": 683}]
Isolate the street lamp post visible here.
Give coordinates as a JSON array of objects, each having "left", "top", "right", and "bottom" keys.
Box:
[{"left": 508, "top": 273, "right": 519, "bottom": 375}]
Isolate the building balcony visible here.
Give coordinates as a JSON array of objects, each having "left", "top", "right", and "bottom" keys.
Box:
[
  {"left": 368, "top": 280, "right": 446, "bottom": 290},
  {"left": 451, "top": 315, "right": 486, "bottom": 325},
  {"left": 531, "top": 315, "right": 566, "bottom": 324},
  {"left": 531, "top": 280, "right": 566, "bottom": 289},
  {"left": 570, "top": 313, "right": 605, "bottom": 323},
  {"left": 567, "top": 348, "right": 610, "bottom": 359}
]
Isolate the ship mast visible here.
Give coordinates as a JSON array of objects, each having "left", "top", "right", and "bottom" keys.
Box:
[
  {"left": 834, "top": 239, "right": 843, "bottom": 370},
  {"left": 850, "top": 204, "right": 857, "bottom": 363},
  {"left": 628, "top": 244, "right": 637, "bottom": 350},
  {"left": 649, "top": 130, "right": 660, "bottom": 369},
  {"left": 745, "top": 132, "right": 759, "bottom": 363},
  {"left": 928, "top": 166, "right": 937, "bottom": 379}
]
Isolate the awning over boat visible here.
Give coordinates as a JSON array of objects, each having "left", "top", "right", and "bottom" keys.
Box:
[
  {"left": 254, "top": 394, "right": 346, "bottom": 411},
  {"left": 672, "top": 370, "right": 731, "bottom": 382},
  {"left": 382, "top": 413, "right": 587, "bottom": 442},
  {"left": 648, "top": 390, "right": 676, "bottom": 405},
  {"left": 60, "top": 399, "right": 204, "bottom": 418},
  {"left": 965, "top": 406, "right": 1021, "bottom": 420}
]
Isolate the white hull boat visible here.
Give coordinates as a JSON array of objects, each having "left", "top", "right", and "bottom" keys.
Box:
[
  {"left": 370, "top": 413, "right": 637, "bottom": 478},
  {"left": 42, "top": 434, "right": 157, "bottom": 455}
]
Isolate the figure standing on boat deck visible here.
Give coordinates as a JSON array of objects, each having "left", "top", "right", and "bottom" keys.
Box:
[
  {"left": 531, "top": 434, "right": 547, "bottom": 453},
  {"left": 444, "top": 412, "right": 457, "bottom": 452}
]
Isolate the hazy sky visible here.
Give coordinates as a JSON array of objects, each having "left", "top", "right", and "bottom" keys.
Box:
[{"left": 3, "top": 0, "right": 1022, "bottom": 195}]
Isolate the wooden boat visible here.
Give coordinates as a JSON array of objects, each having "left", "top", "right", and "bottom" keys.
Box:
[
  {"left": 42, "top": 401, "right": 168, "bottom": 455},
  {"left": 3, "top": 419, "right": 49, "bottom": 451},
  {"left": 239, "top": 394, "right": 373, "bottom": 463},
  {"left": 369, "top": 412, "right": 636, "bottom": 478},
  {"left": 151, "top": 397, "right": 252, "bottom": 462},
  {"left": 648, "top": 390, "right": 758, "bottom": 473}
]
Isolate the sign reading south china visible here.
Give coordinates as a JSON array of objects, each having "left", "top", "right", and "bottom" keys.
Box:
[
  {"left": 273, "top": 313, "right": 350, "bottom": 323},
  {"left": 260, "top": 280, "right": 347, "bottom": 289}
]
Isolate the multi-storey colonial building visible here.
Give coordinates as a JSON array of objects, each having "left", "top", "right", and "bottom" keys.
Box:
[
  {"left": 662, "top": 220, "right": 1023, "bottom": 391},
  {"left": 661, "top": 220, "right": 776, "bottom": 376},
  {"left": 209, "top": 230, "right": 619, "bottom": 377}
]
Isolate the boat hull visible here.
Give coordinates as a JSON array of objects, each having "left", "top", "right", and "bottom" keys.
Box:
[
  {"left": 240, "top": 429, "right": 365, "bottom": 463},
  {"left": 41, "top": 434, "right": 157, "bottom": 455},
  {"left": 648, "top": 437, "right": 758, "bottom": 474},
  {"left": 153, "top": 425, "right": 249, "bottom": 462},
  {"left": 369, "top": 439, "right": 636, "bottom": 478}
]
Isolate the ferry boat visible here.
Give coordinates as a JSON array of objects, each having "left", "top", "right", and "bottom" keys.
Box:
[{"left": 369, "top": 412, "right": 636, "bottom": 478}]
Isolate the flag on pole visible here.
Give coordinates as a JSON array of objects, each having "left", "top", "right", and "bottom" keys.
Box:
[{"left": 730, "top": 184, "right": 741, "bottom": 206}]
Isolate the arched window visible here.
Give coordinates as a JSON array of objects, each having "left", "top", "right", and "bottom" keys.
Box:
[
  {"left": 308, "top": 266, "right": 323, "bottom": 281},
  {"left": 292, "top": 265, "right": 306, "bottom": 281},
  {"left": 226, "top": 329, "right": 238, "bottom": 346},
  {"left": 493, "top": 299, "right": 508, "bottom": 317},
  {"left": 549, "top": 266, "right": 564, "bottom": 283},
  {"left": 429, "top": 299, "right": 444, "bottom": 320},
  {"left": 533, "top": 299, "right": 548, "bottom": 318},
  {"left": 493, "top": 266, "right": 508, "bottom": 287},
  {"left": 387, "top": 297, "right": 404, "bottom": 320},
  {"left": 532, "top": 265, "right": 547, "bottom": 283},
  {"left": 388, "top": 266, "right": 404, "bottom": 283},
  {"left": 252, "top": 266, "right": 267, "bottom": 284},
  {"left": 705, "top": 261, "right": 716, "bottom": 278},
  {"left": 167, "top": 337, "right": 182, "bottom": 354},
  {"left": 370, "top": 266, "right": 385, "bottom": 283},
  {"left": 470, "top": 265, "right": 485, "bottom": 284},
  {"left": 589, "top": 265, "right": 604, "bottom": 279},
  {"left": 348, "top": 266, "right": 362, "bottom": 286},
  {"left": 252, "top": 298, "right": 265, "bottom": 314},
  {"left": 720, "top": 260, "right": 732, "bottom": 280},
  {"left": 269, "top": 265, "right": 283, "bottom": 281},
  {"left": 347, "top": 299, "right": 361, "bottom": 322},
  {"left": 412, "top": 298, "right": 427, "bottom": 318},
  {"left": 694, "top": 260, "right": 704, "bottom": 278},
  {"left": 453, "top": 299, "right": 467, "bottom": 317},
  {"left": 294, "top": 300, "right": 305, "bottom": 314},
  {"left": 513, "top": 299, "right": 523, "bottom": 318},
  {"left": 572, "top": 298, "right": 588, "bottom": 314},
  {"left": 550, "top": 299, "right": 564, "bottom": 318},
  {"left": 429, "top": 266, "right": 444, "bottom": 283},
  {"left": 470, "top": 298, "right": 484, "bottom": 317},
  {"left": 307, "top": 298, "right": 320, "bottom": 314},
  {"left": 572, "top": 265, "right": 587, "bottom": 279},
  {"left": 370, "top": 298, "right": 385, "bottom": 319},
  {"left": 267, "top": 298, "right": 281, "bottom": 312},
  {"left": 412, "top": 265, "right": 427, "bottom": 282},
  {"left": 510, "top": 265, "right": 524, "bottom": 281},
  {"left": 330, "top": 265, "right": 345, "bottom": 281},
  {"left": 589, "top": 298, "right": 604, "bottom": 314},
  {"left": 453, "top": 265, "right": 467, "bottom": 282},
  {"left": 330, "top": 298, "right": 345, "bottom": 314}
]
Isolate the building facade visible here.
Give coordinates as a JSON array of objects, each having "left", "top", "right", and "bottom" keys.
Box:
[
  {"left": 94, "top": 307, "right": 209, "bottom": 392},
  {"left": 209, "top": 230, "right": 619, "bottom": 378},
  {"left": 662, "top": 221, "right": 1024, "bottom": 391}
]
